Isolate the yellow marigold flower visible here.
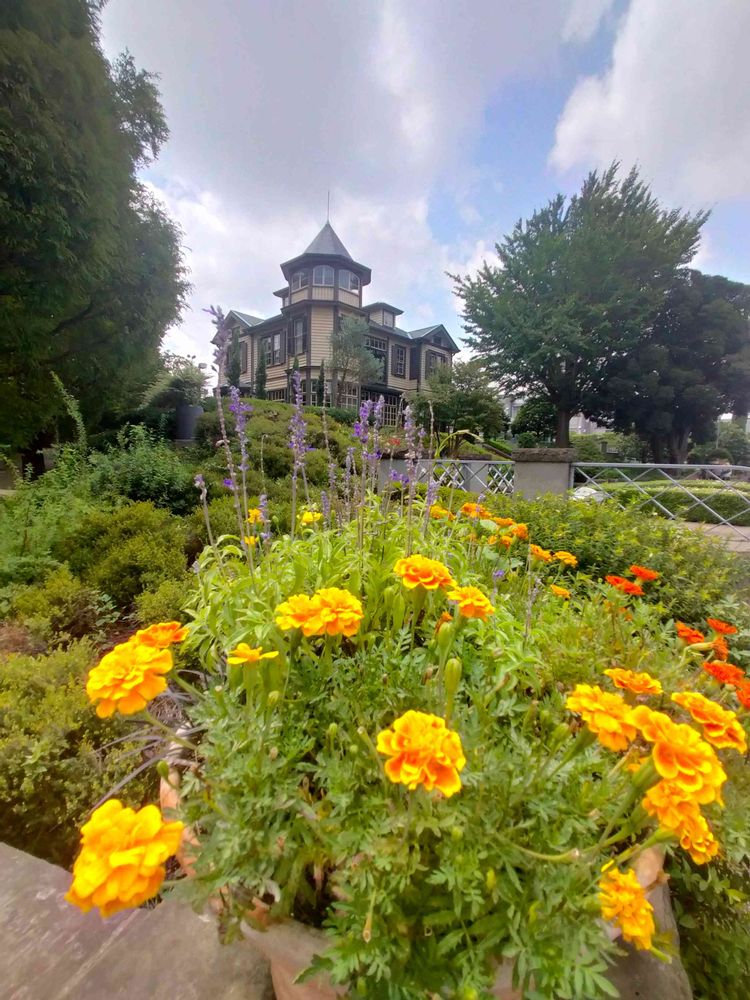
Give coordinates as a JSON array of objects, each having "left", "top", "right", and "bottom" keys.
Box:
[
  {"left": 671, "top": 691, "right": 747, "bottom": 754},
  {"left": 305, "top": 587, "right": 364, "bottom": 637},
  {"left": 66, "top": 800, "right": 183, "bottom": 919},
  {"left": 429, "top": 504, "right": 454, "bottom": 521},
  {"left": 565, "top": 684, "right": 637, "bottom": 751},
  {"left": 510, "top": 522, "right": 528, "bottom": 540},
  {"left": 86, "top": 641, "right": 173, "bottom": 718},
  {"left": 492, "top": 516, "right": 516, "bottom": 528},
  {"left": 446, "top": 585, "right": 495, "bottom": 621},
  {"left": 298, "top": 510, "right": 322, "bottom": 525},
  {"left": 376, "top": 710, "right": 466, "bottom": 797},
  {"left": 604, "top": 668, "right": 662, "bottom": 697},
  {"left": 642, "top": 781, "right": 720, "bottom": 865},
  {"left": 460, "top": 501, "right": 492, "bottom": 519},
  {"left": 246, "top": 508, "right": 264, "bottom": 525},
  {"left": 598, "top": 868, "right": 655, "bottom": 951},
  {"left": 275, "top": 593, "right": 317, "bottom": 632},
  {"left": 393, "top": 554, "right": 454, "bottom": 591},
  {"left": 628, "top": 705, "right": 727, "bottom": 805},
  {"left": 227, "top": 643, "right": 279, "bottom": 666},
  {"left": 554, "top": 550, "right": 578, "bottom": 567},
  {"left": 549, "top": 584, "right": 571, "bottom": 599},
  {"left": 488, "top": 534, "right": 514, "bottom": 548},
  {"left": 243, "top": 535, "right": 259, "bottom": 547},
  {"left": 134, "top": 621, "right": 188, "bottom": 648},
  {"left": 529, "top": 543, "right": 553, "bottom": 562}
]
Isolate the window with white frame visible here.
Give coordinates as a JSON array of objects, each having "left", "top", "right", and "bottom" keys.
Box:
[
  {"left": 382, "top": 310, "right": 394, "bottom": 327},
  {"left": 261, "top": 337, "right": 272, "bottom": 366},
  {"left": 339, "top": 269, "right": 360, "bottom": 292},
  {"left": 313, "top": 265, "right": 334, "bottom": 286},
  {"left": 291, "top": 270, "right": 308, "bottom": 291},
  {"left": 290, "top": 317, "right": 307, "bottom": 356},
  {"left": 391, "top": 344, "right": 406, "bottom": 377},
  {"left": 267, "top": 389, "right": 287, "bottom": 402},
  {"left": 426, "top": 350, "right": 447, "bottom": 376},
  {"left": 272, "top": 332, "right": 282, "bottom": 366},
  {"left": 240, "top": 341, "right": 248, "bottom": 374},
  {"left": 338, "top": 381, "right": 359, "bottom": 408}
]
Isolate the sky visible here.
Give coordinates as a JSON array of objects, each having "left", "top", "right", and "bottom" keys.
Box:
[{"left": 101, "top": 0, "right": 750, "bottom": 366}]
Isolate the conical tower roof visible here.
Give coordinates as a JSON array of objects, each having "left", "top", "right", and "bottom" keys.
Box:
[{"left": 303, "top": 222, "right": 352, "bottom": 259}]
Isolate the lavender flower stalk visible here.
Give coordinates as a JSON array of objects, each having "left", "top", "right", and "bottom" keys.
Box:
[{"left": 228, "top": 386, "right": 253, "bottom": 516}]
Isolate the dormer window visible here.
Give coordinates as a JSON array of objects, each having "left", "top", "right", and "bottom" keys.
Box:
[
  {"left": 339, "top": 269, "right": 360, "bottom": 292},
  {"left": 313, "top": 265, "right": 334, "bottom": 286},
  {"left": 291, "top": 270, "right": 308, "bottom": 291},
  {"left": 382, "top": 310, "right": 394, "bottom": 327}
]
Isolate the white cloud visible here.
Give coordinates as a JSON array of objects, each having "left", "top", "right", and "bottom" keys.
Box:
[
  {"left": 562, "top": 0, "right": 616, "bottom": 43},
  {"left": 551, "top": 0, "right": 750, "bottom": 204}
]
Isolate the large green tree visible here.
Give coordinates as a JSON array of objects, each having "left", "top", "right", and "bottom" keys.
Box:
[
  {"left": 589, "top": 270, "right": 750, "bottom": 462},
  {"left": 453, "top": 165, "right": 707, "bottom": 446},
  {"left": 329, "top": 315, "right": 382, "bottom": 407},
  {"left": 0, "top": 0, "right": 187, "bottom": 462},
  {"left": 414, "top": 360, "right": 508, "bottom": 448}
]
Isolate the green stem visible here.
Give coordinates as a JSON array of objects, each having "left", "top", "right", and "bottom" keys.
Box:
[{"left": 142, "top": 709, "right": 199, "bottom": 753}]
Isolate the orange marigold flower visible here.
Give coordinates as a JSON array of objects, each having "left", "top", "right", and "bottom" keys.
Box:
[
  {"left": 86, "top": 641, "right": 173, "bottom": 718},
  {"left": 66, "top": 800, "right": 184, "bottom": 918},
  {"left": 134, "top": 622, "right": 188, "bottom": 648},
  {"left": 510, "top": 523, "right": 528, "bottom": 540},
  {"left": 529, "top": 543, "right": 553, "bottom": 562},
  {"left": 488, "top": 534, "right": 514, "bottom": 548},
  {"left": 307, "top": 587, "right": 365, "bottom": 637},
  {"left": 706, "top": 617, "right": 738, "bottom": 636},
  {"left": 275, "top": 593, "right": 317, "bottom": 632},
  {"left": 671, "top": 691, "right": 747, "bottom": 753},
  {"left": 598, "top": 868, "right": 655, "bottom": 951},
  {"left": 628, "top": 706, "right": 727, "bottom": 804},
  {"left": 376, "top": 710, "right": 466, "bottom": 797},
  {"left": 246, "top": 507, "right": 264, "bottom": 525},
  {"left": 394, "top": 554, "right": 454, "bottom": 591},
  {"left": 460, "top": 502, "right": 492, "bottom": 519},
  {"left": 227, "top": 643, "right": 280, "bottom": 666},
  {"left": 565, "top": 684, "right": 637, "bottom": 751},
  {"left": 736, "top": 682, "right": 750, "bottom": 710},
  {"left": 642, "top": 781, "right": 720, "bottom": 865},
  {"left": 703, "top": 661, "right": 746, "bottom": 686},
  {"left": 492, "top": 516, "right": 516, "bottom": 528},
  {"left": 446, "top": 585, "right": 495, "bottom": 621},
  {"left": 604, "top": 668, "right": 662, "bottom": 696},
  {"left": 549, "top": 584, "right": 571, "bottom": 599},
  {"left": 429, "top": 504, "right": 454, "bottom": 521},
  {"left": 605, "top": 575, "right": 644, "bottom": 596},
  {"left": 554, "top": 550, "right": 578, "bottom": 567},
  {"left": 675, "top": 622, "right": 705, "bottom": 645},
  {"left": 629, "top": 565, "right": 660, "bottom": 581},
  {"left": 711, "top": 636, "right": 729, "bottom": 661}
]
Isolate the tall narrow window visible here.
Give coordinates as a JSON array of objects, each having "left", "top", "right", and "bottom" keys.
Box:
[
  {"left": 391, "top": 344, "right": 406, "bottom": 377},
  {"left": 261, "top": 337, "right": 272, "bottom": 366},
  {"left": 240, "top": 341, "right": 248, "bottom": 374},
  {"left": 290, "top": 317, "right": 307, "bottom": 356},
  {"left": 291, "top": 271, "right": 309, "bottom": 291},
  {"left": 382, "top": 310, "right": 394, "bottom": 327},
  {"left": 312, "top": 265, "right": 334, "bottom": 286},
  {"left": 426, "top": 350, "right": 446, "bottom": 376},
  {"left": 339, "top": 270, "right": 360, "bottom": 292},
  {"left": 272, "top": 333, "right": 282, "bottom": 366}
]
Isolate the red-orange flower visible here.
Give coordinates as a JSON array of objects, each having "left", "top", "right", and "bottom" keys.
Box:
[
  {"left": 672, "top": 691, "right": 747, "bottom": 753},
  {"left": 604, "top": 668, "right": 662, "bottom": 696},
  {"left": 628, "top": 706, "right": 727, "bottom": 804},
  {"left": 629, "top": 565, "right": 660, "bottom": 582},
  {"left": 735, "top": 682, "right": 750, "bottom": 710},
  {"left": 376, "top": 710, "right": 466, "bottom": 797},
  {"left": 706, "top": 617, "right": 738, "bottom": 636},
  {"left": 605, "top": 576, "right": 644, "bottom": 596},
  {"left": 703, "top": 661, "right": 746, "bottom": 686},
  {"left": 711, "top": 636, "right": 730, "bottom": 661},
  {"left": 510, "top": 523, "right": 529, "bottom": 540},
  {"left": 565, "top": 684, "right": 637, "bottom": 751},
  {"left": 675, "top": 622, "right": 705, "bottom": 645}
]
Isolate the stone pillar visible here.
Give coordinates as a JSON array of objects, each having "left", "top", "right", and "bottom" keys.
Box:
[{"left": 513, "top": 448, "right": 575, "bottom": 499}]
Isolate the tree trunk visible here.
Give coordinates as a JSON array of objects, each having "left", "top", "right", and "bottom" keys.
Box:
[
  {"left": 20, "top": 432, "right": 49, "bottom": 479},
  {"left": 555, "top": 408, "right": 571, "bottom": 448},
  {"left": 668, "top": 430, "right": 691, "bottom": 464},
  {"left": 329, "top": 371, "right": 338, "bottom": 407}
]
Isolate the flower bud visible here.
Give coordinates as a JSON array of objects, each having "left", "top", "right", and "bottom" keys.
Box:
[
  {"left": 436, "top": 620, "right": 455, "bottom": 649},
  {"left": 327, "top": 723, "right": 339, "bottom": 741},
  {"left": 485, "top": 867, "right": 497, "bottom": 891},
  {"left": 444, "top": 658, "right": 462, "bottom": 699},
  {"left": 267, "top": 690, "right": 281, "bottom": 708},
  {"left": 451, "top": 826, "right": 464, "bottom": 842},
  {"left": 549, "top": 722, "right": 571, "bottom": 748},
  {"left": 269, "top": 746, "right": 279, "bottom": 760},
  {"left": 156, "top": 760, "right": 170, "bottom": 780}
]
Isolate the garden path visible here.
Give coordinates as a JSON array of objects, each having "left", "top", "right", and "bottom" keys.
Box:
[
  {"left": 686, "top": 522, "right": 750, "bottom": 554},
  {"left": 0, "top": 843, "right": 273, "bottom": 1000}
]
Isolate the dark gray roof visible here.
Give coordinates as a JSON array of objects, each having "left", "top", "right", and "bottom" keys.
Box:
[
  {"left": 407, "top": 325, "right": 441, "bottom": 340},
  {"left": 229, "top": 310, "right": 265, "bottom": 327},
  {"left": 303, "top": 222, "right": 352, "bottom": 259},
  {"left": 364, "top": 301, "right": 403, "bottom": 316}
]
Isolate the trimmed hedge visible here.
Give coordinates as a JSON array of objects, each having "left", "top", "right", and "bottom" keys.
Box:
[{"left": 599, "top": 480, "right": 750, "bottom": 526}]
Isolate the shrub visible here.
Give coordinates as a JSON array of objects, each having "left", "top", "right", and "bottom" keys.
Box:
[
  {"left": 88, "top": 426, "right": 195, "bottom": 515},
  {"left": 10, "top": 566, "right": 117, "bottom": 643},
  {"left": 135, "top": 575, "right": 195, "bottom": 625},
  {"left": 0, "top": 640, "right": 154, "bottom": 867},
  {"left": 515, "top": 431, "right": 540, "bottom": 448},
  {"left": 54, "top": 502, "right": 188, "bottom": 608},
  {"left": 600, "top": 481, "right": 750, "bottom": 526}
]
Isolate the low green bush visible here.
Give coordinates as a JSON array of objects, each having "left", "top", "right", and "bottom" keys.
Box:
[
  {"left": 599, "top": 481, "right": 750, "bottom": 526},
  {"left": 135, "top": 575, "right": 195, "bottom": 625},
  {"left": 88, "top": 426, "right": 195, "bottom": 515},
  {"left": 10, "top": 566, "right": 117, "bottom": 643},
  {"left": 54, "top": 502, "right": 188, "bottom": 608},
  {"left": 0, "top": 640, "right": 154, "bottom": 867}
]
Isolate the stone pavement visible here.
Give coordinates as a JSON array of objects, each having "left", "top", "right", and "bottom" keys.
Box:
[
  {"left": 686, "top": 522, "right": 750, "bottom": 555},
  {"left": 0, "top": 843, "right": 273, "bottom": 1000}
]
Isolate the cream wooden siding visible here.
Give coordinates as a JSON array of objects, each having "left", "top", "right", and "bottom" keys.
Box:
[
  {"left": 310, "top": 306, "right": 334, "bottom": 364},
  {"left": 386, "top": 338, "right": 412, "bottom": 392},
  {"left": 282, "top": 296, "right": 289, "bottom": 307},
  {"left": 369, "top": 308, "right": 384, "bottom": 325},
  {"left": 339, "top": 289, "right": 359, "bottom": 307},
  {"left": 291, "top": 288, "right": 308, "bottom": 304},
  {"left": 312, "top": 286, "right": 334, "bottom": 300}
]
